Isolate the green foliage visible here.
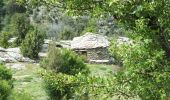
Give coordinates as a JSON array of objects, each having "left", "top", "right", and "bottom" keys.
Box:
[
  {"left": 41, "top": 70, "right": 115, "bottom": 100},
  {"left": 0, "top": 79, "right": 12, "bottom": 100},
  {"left": 82, "top": 18, "right": 97, "bottom": 34},
  {"left": 21, "top": 27, "right": 44, "bottom": 59},
  {"left": 5, "top": 0, "right": 26, "bottom": 14},
  {"left": 45, "top": 0, "right": 170, "bottom": 99},
  {"left": 110, "top": 39, "right": 170, "bottom": 99},
  {"left": 41, "top": 43, "right": 89, "bottom": 75},
  {"left": 8, "top": 91, "right": 35, "bottom": 100},
  {"left": 0, "top": 63, "right": 12, "bottom": 81},
  {"left": 0, "top": 32, "right": 11, "bottom": 48},
  {"left": 59, "top": 26, "right": 74, "bottom": 40},
  {"left": 0, "top": 63, "right": 13, "bottom": 100},
  {"left": 0, "top": 0, "right": 5, "bottom": 31},
  {"left": 17, "top": 0, "right": 170, "bottom": 99},
  {"left": 10, "top": 13, "right": 31, "bottom": 45}
]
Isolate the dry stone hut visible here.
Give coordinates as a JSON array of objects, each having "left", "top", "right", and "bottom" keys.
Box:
[{"left": 71, "top": 32, "right": 110, "bottom": 63}]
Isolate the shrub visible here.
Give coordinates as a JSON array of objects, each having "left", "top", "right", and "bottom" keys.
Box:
[
  {"left": 110, "top": 39, "right": 170, "bottom": 99},
  {"left": 41, "top": 71, "right": 113, "bottom": 100},
  {"left": 41, "top": 71, "right": 75, "bottom": 100},
  {"left": 0, "top": 79, "right": 12, "bottom": 100},
  {"left": 0, "top": 63, "right": 12, "bottom": 80},
  {"left": 10, "top": 13, "right": 31, "bottom": 45},
  {"left": 41, "top": 43, "right": 89, "bottom": 75},
  {"left": 0, "top": 63, "right": 13, "bottom": 100},
  {"left": 0, "top": 32, "right": 10, "bottom": 48},
  {"left": 21, "top": 27, "right": 44, "bottom": 59}
]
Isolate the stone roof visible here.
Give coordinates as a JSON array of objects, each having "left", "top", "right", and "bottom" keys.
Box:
[{"left": 71, "top": 32, "right": 109, "bottom": 49}]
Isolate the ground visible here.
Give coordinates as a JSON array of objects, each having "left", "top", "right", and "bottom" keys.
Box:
[
  {"left": 87, "top": 64, "right": 121, "bottom": 76},
  {"left": 6, "top": 63, "right": 120, "bottom": 100},
  {"left": 7, "top": 63, "right": 49, "bottom": 100}
]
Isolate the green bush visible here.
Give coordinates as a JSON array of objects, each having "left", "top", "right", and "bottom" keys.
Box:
[
  {"left": 0, "top": 32, "right": 10, "bottom": 48},
  {"left": 0, "top": 79, "right": 12, "bottom": 100},
  {"left": 0, "top": 63, "right": 13, "bottom": 100},
  {"left": 41, "top": 43, "right": 89, "bottom": 75},
  {"left": 41, "top": 71, "right": 113, "bottom": 100},
  {"left": 21, "top": 27, "right": 44, "bottom": 59},
  {"left": 41, "top": 71, "right": 75, "bottom": 100},
  {"left": 0, "top": 63, "right": 12, "bottom": 80},
  {"left": 110, "top": 39, "right": 170, "bottom": 99},
  {"left": 10, "top": 13, "right": 31, "bottom": 45}
]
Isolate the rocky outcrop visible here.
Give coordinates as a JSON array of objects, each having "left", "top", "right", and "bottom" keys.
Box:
[{"left": 0, "top": 47, "right": 35, "bottom": 63}]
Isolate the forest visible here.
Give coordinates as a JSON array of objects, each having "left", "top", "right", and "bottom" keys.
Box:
[{"left": 0, "top": 0, "right": 170, "bottom": 100}]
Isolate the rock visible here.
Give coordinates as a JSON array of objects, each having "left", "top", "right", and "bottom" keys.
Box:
[
  {"left": 8, "top": 37, "right": 17, "bottom": 43},
  {"left": 41, "top": 44, "right": 48, "bottom": 53},
  {"left": 0, "top": 47, "right": 6, "bottom": 52},
  {"left": 6, "top": 48, "right": 20, "bottom": 53},
  {"left": 44, "top": 39, "right": 52, "bottom": 44},
  {"left": 38, "top": 52, "right": 47, "bottom": 58},
  {"left": 0, "top": 47, "right": 35, "bottom": 63},
  {"left": 0, "top": 52, "right": 17, "bottom": 63}
]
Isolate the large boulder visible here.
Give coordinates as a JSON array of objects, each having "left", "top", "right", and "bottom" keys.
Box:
[
  {"left": 0, "top": 47, "right": 6, "bottom": 52},
  {"left": 0, "top": 47, "right": 35, "bottom": 63}
]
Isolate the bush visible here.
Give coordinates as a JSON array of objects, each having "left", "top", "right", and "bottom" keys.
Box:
[
  {"left": 21, "top": 27, "right": 44, "bottom": 59},
  {"left": 41, "top": 71, "right": 75, "bottom": 100},
  {"left": 10, "top": 13, "right": 31, "bottom": 45},
  {"left": 0, "top": 32, "right": 11, "bottom": 48},
  {"left": 41, "top": 43, "right": 89, "bottom": 75},
  {"left": 0, "top": 79, "right": 12, "bottom": 100},
  {"left": 41, "top": 71, "right": 113, "bottom": 100},
  {"left": 0, "top": 63, "right": 13, "bottom": 100},
  {"left": 110, "top": 39, "right": 170, "bottom": 99},
  {"left": 0, "top": 63, "right": 12, "bottom": 80}
]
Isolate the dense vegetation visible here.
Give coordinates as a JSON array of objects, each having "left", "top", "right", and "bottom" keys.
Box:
[
  {"left": 40, "top": 43, "right": 89, "bottom": 75},
  {"left": 0, "top": 63, "right": 13, "bottom": 100},
  {"left": 21, "top": 27, "right": 44, "bottom": 59},
  {"left": 0, "top": 0, "right": 170, "bottom": 99},
  {"left": 28, "top": 0, "right": 170, "bottom": 99},
  {"left": 40, "top": 44, "right": 91, "bottom": 99}
]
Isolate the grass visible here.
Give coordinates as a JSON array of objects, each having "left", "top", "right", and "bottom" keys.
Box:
[
  {"left": 6, "top": 62, "right": 120, "bottom": 100},
  {"left": 8, "top": 63, "right": 49, "bottom": 100},
  {"left": 87, "top": 64, "right": 121, "bottom": 77}
]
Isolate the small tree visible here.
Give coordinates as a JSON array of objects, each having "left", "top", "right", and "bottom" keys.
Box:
[
  {"left": 0, "top": 32, "right": 10, "bottom": 48},
  {"left": 0, "top": 63, "right": 13, "bottom": 100},
  {"left": 10, "top": 13, "right": 30, "bottom": 45},
  {"left": 21, "top": 27, "right": 44, "bottom": 59}
]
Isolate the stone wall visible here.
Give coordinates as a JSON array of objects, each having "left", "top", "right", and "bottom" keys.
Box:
[{"left": 87, "top": 47, "right": 109, "bottom": 61}]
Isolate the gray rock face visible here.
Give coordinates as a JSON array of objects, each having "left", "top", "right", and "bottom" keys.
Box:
[
  {"left": 0, "top": 47, "right": 6, "bottom": 52},
  {"left": 0, "top": 47, "right": 35, "bottom": 63}
]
